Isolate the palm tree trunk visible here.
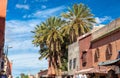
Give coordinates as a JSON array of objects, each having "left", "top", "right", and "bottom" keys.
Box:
[
  {"left": 52, "top": 57, "right": 59, "bottom": 76},
  {"left": 57, "top": 54, "right": 62, "bottom": 76}
]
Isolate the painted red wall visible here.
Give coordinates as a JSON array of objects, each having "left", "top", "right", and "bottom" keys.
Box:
[
  {"left": 92, "top": 28, "right": 120, "bottom": 67},
  {"left": 79, "top": 34, "right": 93, "bottom": 69}
]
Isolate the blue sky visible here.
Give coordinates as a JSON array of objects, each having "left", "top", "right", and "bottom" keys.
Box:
[{"left": 5, "top": 0, "right": 120, "bottom": 77}]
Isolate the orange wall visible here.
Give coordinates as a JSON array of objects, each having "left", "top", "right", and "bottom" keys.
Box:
[
  {"left": 92, "top": 30, "right": 120, "bottom": 66},
  {"left": 0, "top": 0, "right": 7, "bottom": 17}
]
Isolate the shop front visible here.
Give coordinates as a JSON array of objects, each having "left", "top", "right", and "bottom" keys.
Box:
[
  {"left": 75, "top": 66, "right": 107, "bottom": 78},
  {"left": 98, "top": 58, "right": 120, "bottom": 78}
]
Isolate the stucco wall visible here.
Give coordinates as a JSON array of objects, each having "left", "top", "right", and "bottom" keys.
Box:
[{"left": 68, "top": 42, "right": 80, "bottom": 75}]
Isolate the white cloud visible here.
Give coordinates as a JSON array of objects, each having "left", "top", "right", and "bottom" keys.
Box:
[
  {"left": 21, "top": 6, "right": 65, "bottom": 19},
  {"left": 25, "top": 6, "right": 65, "bottom": 19},
  {"left": 8, "top": 53, "right": 48, "bottom": 77},
  {"left": 5, "top": 19, "right": 47, "bottom": 77},
  {"left": 8, "top": 39, "right": 38, "bottom": 50},
  {"left": 6, "top": 20, "right": 32, "bottom": 34},
  {"left": 9, "top": 53, "right": 47, "bottom": 68},
  {"left": 23, "top": 15, "right": 32, "bottom": 18},
  {"left": 33, "top": 6, "right": 65, "bottom": 18},
  {"left": 5, "top": 19, "right": 41, "bottom": 50},
  {"left": 41, "top": 5, "right": 47, "bottom": 9},
  {"left": 95, "top": 16, "right": 113, "bottom": 24},
  {"left": 6, "top": 20, "right": 41, "bottom": 36},
  {"left": 16, "top": 4, "right": 29, "bottom": 10},
  {"left": 23, "top": 15, "right": 27, "bottom": 18}
]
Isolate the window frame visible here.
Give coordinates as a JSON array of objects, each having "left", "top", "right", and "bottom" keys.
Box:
[
  {"left": 94, "top": 48, "right": 100, "bottom": 62},
  {"left": 69, "top": 59, "right": 72, "bottom": 70},
  {"left": 73, "top": 58, "right": 76, "bottom": 69},
  {"left": 106, "top": 44, "right": 112, "bottom": 60},
  {"left": 81, "top": 51, "right": 87, "bottom": 67}
]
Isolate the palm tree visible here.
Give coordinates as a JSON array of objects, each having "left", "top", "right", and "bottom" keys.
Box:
[
  {"left": 61, "top": 3, "right": 96, "bottom": 43},
  {"left": 32, "top": 17, "right": 66, "bottom": 75}
]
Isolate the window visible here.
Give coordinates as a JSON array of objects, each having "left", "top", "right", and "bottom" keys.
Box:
[
  {"left": 69, "top": 60, "right": 72, "bottom": 70},
  {"left": 106, "top": 44, "right": 112, "bottom": 60},
  {"left": 81, "top": 51, "right": 87, "bottom": 67},
  {"left": 1, "top": 59, "right": 4, "bottom": 69},
  {"left": 73, "top": 58, "right": 76, "bottom": 69},
  {"left": 94, "top": 48, "right": 99, "bottom": 62},
  {"left": 118, "top": 51, "right": 120, "bottom": 58}
]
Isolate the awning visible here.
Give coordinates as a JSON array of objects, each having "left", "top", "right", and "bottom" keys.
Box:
[
  {"left": 98, "top": 58, "right": 120, "bottom": 66},
  {"left": 76, "top": 68, "right": 94, "bottom": 74},
  {"left": 76, "top": 67, "right": 107, "bottom": 74}
]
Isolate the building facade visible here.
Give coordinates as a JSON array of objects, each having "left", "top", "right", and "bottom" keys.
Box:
[
  {"left": 78, "top": 33, "right": 92, "bottom": 70},
  {"left": 91, "top": 18, "right": 120, "bottom": 77},
  {"left": 0, "top": 0, "right": 7, "bottom": 73},
  {"left": 68, "top": 18, "right": 120, "bottom": 78},
  {"left": 92, "top": 18, "right": 120, "bottom": 65},
  {"left": 0, "top": 0, "right": 7, "bottom": 56},
  {"left": 68, "top": 42, "right": 80, "bottom": 77},
  {"left": 4, "top": 56, "right": 12, "bottom": 78}
]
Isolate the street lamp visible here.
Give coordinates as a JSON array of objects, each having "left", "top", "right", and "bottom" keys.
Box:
[{"left": 5, "top": 46, "right": 12, "bottom": 56}]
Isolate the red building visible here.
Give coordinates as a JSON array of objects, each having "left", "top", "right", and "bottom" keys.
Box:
[
  {"left": 92, "top": 18, "right": 120, "bottom": 65},
  {"left": 92, "top": 18, "right": 120, "bottom": 78},
  {"left": 76, "top": 18, "right": 120, "bottom": 78},
  {"left": 0, "top": 0, "right": 7, "bottom": 72},
  {"left": 78, "top": 33, "right": 93, "bottom": 70}
]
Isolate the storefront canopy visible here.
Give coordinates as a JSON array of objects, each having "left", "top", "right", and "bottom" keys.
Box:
[
  {"left": 76, "top": 68, "right": 94, "bottom": 74},
  {"left": 76, "top": 67, "right": 107, "bottom": 74},
  {"left": 98, "top": 58, "right": 120, "bottom": 66}
]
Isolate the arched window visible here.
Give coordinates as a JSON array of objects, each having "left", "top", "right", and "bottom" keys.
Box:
[
  {"left": 106, "top": 44, "right": 112, "bottom": 60},
  {"left": 94, "top": 48, "right": 99, "bottom": 62}
]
